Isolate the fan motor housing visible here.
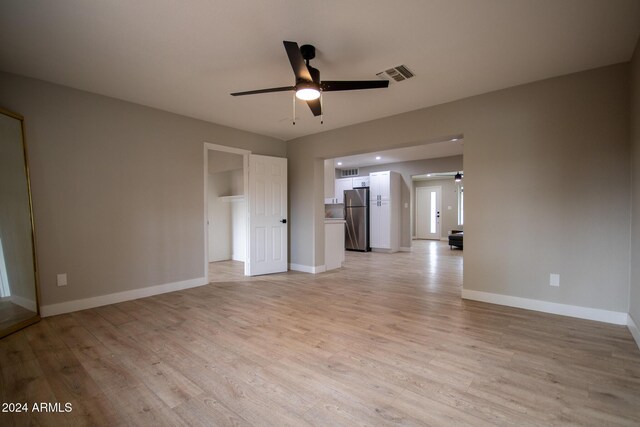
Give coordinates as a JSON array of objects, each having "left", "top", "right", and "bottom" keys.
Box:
[{"left": 300, "top": 44, "right": 316, "bottom": 61}]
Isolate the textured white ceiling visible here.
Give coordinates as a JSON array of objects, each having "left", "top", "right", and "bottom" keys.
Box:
[
  {"left": 413, "top": 172, "right": 461, "bottom": 181},
  {"left": 334, "top": 139, "right": 464, "bottom": 169},
  {"left": 1, "top": 0, "right": 638, "bottom": 141}
]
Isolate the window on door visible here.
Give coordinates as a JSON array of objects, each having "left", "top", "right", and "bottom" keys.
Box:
[
  {"left": 458, "top": 185, "right": 464, "bottom": 225},
  {"left": 430, "top": 191, "right": 437, "bottom": 233}
]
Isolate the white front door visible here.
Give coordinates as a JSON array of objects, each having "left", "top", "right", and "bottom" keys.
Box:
[
  {"left": 416, "top": 186, "right": 442, "bottom": 240},
  {"left": 247, "top": 155, "right": 287, "bottom": 276}
]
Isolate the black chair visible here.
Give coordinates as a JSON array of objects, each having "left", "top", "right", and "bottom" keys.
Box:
[{"left": 448, "top": 230, "right": 463, "bottom": 249}]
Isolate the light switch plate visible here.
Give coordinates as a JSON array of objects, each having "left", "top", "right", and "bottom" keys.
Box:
[
  {"left": 550, "top": 273, "right": 560, "bottom": 287},
  {"left": 57, "top": 273, "right": 67, "bottom": 287}
]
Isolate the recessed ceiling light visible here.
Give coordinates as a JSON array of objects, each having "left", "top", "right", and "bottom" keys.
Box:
[
  {"left": 427, "top": 174, "right": 431, "bottom": 177},
  {"left": 451, "top": 138, "right": 458, "bottom": 142},
  {"left": 337, "top": 162, "right": 342, "bottom": 166},
  {"left": 375, "top": 156, "right": 381, "bottom": 160}
]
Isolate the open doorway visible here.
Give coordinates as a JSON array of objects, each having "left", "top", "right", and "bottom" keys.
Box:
[
  {"left": 322, "top": 137, "right": 464, "bottom": 301},
  {"left": 324, "top": 138, "right": 464, "bottom": 261},
  {"left": 412, "top": 171, "right": 463, "bottom": 247},
  {"left": 204, "top": 143, "right": 249, "bottom": 281},
  {"left": 204, "top": 144, "right": 289, "bottom": 281}
]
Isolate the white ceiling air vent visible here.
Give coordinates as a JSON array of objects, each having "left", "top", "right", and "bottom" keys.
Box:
[
  {"left": 376, "top": 65, "right": 414, "bottom": 83},
  {"left": 341, "top": 168, "right": 359, "bottom": 177}
]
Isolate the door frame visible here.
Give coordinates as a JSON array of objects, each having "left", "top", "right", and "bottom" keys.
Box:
[
  {"left": 415, "top": 185, "right": 442, "bottom": 240},
  {"left": 203, "top": 142, "right": 251, "bottom": 278}
]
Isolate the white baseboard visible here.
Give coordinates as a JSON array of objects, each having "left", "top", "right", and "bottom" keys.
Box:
[
  {"left": 629, "top": 314, "right": 640, "bottom": 350},
  {"left": 371, "top": 248, "right": 396, "bottom": 253},
  {"left": 399, "top": 247, "right": 411, "bottom": 252},
  {"left": 461, "top": 289, "right": 628, "bottom": 325},
  {"left": 288, "top": 263, "right": 326, "bottom": 274},
  {"left": 40, "top": 276, "right": 208, "bottom": 317},
  {"left": 10, "top": 295, "right": 37, "bottom": 312}
]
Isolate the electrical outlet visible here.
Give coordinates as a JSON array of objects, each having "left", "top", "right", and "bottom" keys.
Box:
[
  {"left": 549, "top": 273, "right": 560, "bottom": 287},
  {"left": 57, "top": 273, "right": 67, "bottom": 287}
]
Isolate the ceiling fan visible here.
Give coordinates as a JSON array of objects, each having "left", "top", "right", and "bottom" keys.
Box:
[{"left": 231, "top": 41, "right": 389, "bottom": 122}]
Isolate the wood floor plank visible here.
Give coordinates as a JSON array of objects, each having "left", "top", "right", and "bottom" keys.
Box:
[
  {"left": 0, "top": 330, "right": 37, "bottom": 369},
  {"left": 0, "top": 358, "right": 60, "bottom": 426},
  {"left": 173, "top": 395, "right": 252, "bottom": 427},
  {"left": 1, "top": 240, "right": 639, "bottom": 425}
]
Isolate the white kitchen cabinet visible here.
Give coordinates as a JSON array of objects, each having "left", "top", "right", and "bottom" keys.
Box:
[
  {"left": 370, "top": 171, "right": 391, "bottom": 200},
  {"left": 352, "top": 176, "right": 370, "bottom": 188},
  {"left": 334, "top": 178, "right": 353, "bottom": 204},
  {"left": 324, "top": 219, "right": 345, "bottom": 270},
  {"left": 369, "top": 171, "right": 401, "bottom": 252},
  {"left": 370, "top": 200, "right": 391, "bottom": 249}
]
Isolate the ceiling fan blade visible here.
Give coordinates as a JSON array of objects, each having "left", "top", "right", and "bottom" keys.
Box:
[
  {"left": 306, "top": 98, "right": 322, "bottom": 116},
  {"left": 320, "top": 80, "right": 389, "bottom": 92},
  {"left": 230, "top": 86, "right": 294, "bottom": 96},
  {"left": 283, "top": 41, "right": 312, "bottom": 82}
]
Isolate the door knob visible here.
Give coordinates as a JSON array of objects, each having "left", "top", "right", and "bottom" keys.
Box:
[{"left": 280, "top": 219, "right": 287, "bottom": 224}]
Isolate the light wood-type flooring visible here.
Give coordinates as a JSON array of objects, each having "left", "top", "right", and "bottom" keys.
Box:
[{"left": 1, "top": 241, "right": 640, "bottom": 426}]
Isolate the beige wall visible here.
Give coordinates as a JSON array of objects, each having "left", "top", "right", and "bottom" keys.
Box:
[
  {"left": 208, "top": 171, "right": 232, "bottom": 262},
  {"left": 207, "top": 150, "right": 243, "bottom": 174},
  {"left": 207, "top": 166, "right": 244, "bottom": 263},
  {"left": 630, "top": 39, "right": 640, "bottom": 324},
  {"left": 0, "top": 72, "right": 286, "bottom": 306},
  {"left": 414, "top": 178, "right": 462, "bottom": 239},
  {"left": 288, "top": 63, "right": 631, "bottom": 313}
]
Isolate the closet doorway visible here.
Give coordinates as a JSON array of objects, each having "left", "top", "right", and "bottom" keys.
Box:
[{"left": 204, "top": 143, "right": 249, "bottom": 278}]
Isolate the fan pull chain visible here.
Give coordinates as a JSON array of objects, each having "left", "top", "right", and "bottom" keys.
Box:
[
  {"left": 292, "top": 93, "right": 296, "bottom": 125},
  {"left": 320, "top": 94, "right": 324, "bottom": 124}
]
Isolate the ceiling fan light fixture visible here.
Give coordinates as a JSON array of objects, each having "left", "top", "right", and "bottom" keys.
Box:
[
  {"left": 296, "top": 88, "right": 320, "bottom": 100},
  {"left": 295, "top": 82, "right": 320, "bottom": 100}
]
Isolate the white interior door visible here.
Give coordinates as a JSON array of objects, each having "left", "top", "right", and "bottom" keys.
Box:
[
  {"left": 247, "top": 154, "right": 287, "bottom": 276},
  {"left": 416, "top": 186, "right": 442, "bottom": 240}
]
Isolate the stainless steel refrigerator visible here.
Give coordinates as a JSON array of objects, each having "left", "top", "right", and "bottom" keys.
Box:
[{"left": 344, "top": 188, "right": 370, "bottom": 251}]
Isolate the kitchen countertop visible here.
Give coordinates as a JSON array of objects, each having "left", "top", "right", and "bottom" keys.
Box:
[{"left": 324, "top": 218, "right": 346, "bottom": 224}]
